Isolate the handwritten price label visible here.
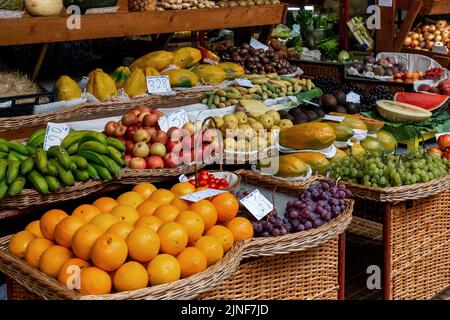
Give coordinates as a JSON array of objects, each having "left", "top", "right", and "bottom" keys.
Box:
[
  {"left": 323, "top": 115, "right": 345, "bottom": 122},
  {"left": 250, "top": 38, "right": 269, "bottom": 52},
  {"left": 43, "top": 123, "right": 70, "bottom": 151},
  {"left": 180, "top": 188, "right": 226, "bottom": 202},
  {"left": 79, "top": 76, "right": 89, "bottom": 90},
  {"left": 239, "top": 189, "right": 273, "bottom": 220},
  {"left": 157, "top": 109, "right": 188, "bottom": 133},
  {"left": 178, "top": 174, "right": 189, "bottom": 182},
  {"left": 146, "top": 76, "right": 172, "bottom": 94},
  {"left": 346, "top": 91, "right": 361, "bottom": 104},
  {"left": 235, "top": 79, "right": 253, "bottom": 88}
]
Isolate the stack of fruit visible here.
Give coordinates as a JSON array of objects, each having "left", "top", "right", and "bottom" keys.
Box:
[
  {"left": 8, "top": 182, "right": 254, "bottom": 295},
  {"left": 0, "top": 130, "right": 125, "bottom": 200},
  {"left": 428, "top": 134, "right": 450, "bottom": 159},
  {"left": 418, "top": 78, "right": 450, "bottom": 96},
  {"left": 188, "top": 170, "right": 230, "bottom": 190}
]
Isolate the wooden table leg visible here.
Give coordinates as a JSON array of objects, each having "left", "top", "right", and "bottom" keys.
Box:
[
  {"left": 383, "top": 203, "right": 393, "bottom": 300},
  {"left": 32, "top": 43, "right": 49, "bottom": 81},
  {"left": 338, "top": 232, "right": 346, "bottom": 300}
]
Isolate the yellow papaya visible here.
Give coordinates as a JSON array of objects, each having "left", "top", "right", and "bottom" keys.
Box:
[
  {"left": 111, "top": 66, "right": 131, "bottom": 89},
  {"left": 55, "top": 75, "right": 81, "bottom": 101},
  {"left": 192, "top": 64, "right": 227, "bottom": 85},
  {"left": 330, "top": 148, "right": 348, "bottom": 163},
  {"left": 173, "top": 47, "right": 202, "bottom": 69},
  {"left": 162, "top": 69, "right": 198, "bottom": 88},
  {"left": 376, "top": 130, "right": 397, "bottom": 153},
  {"left": 328, "top": 114, "right": 368, "bottom": 131},
  {"left": 217, "top": 62, "right": 245, "bottom": 80},
  {"left": 322, "top": 122, "right": 353, "bottom": 142},
  {"left": 289, "top": 152, "right": 329, "bottom": 175},
  {"left": 258, "top": 155, "right": 308, "bottom": 178},
  {"left": 125, "top": 69, "right": 147, "bottom": 98},
  {"left": 361, "top": 137, "right": 384, "bottom": 154},
  {"left": 87, "top": 70, "right": 117, "bottom": 101},
  {"left": 279, "top": 122, "right": 336, "bottom": 150},
  {"left": 130, "top": 51, "right": 174, "bottom": 72},
  {"left": 144, "top": 67, "right": 160, "bottom": 77},
  {"left": 350, "top": 143, "right": 366, "bottom": 160}
]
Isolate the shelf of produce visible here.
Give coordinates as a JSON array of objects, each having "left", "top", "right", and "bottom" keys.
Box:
[
  {"left": 401, "top": 48, "right": 450, "bottom": 69},
  {"left": 0, "top": 5, "right": 287, "bottom": 46},
  {"left": 397, "top": 0, "right": 450, "bottom": 15}
]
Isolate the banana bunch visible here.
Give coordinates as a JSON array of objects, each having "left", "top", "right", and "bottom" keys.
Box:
[{"left": 0, "top": 130, "right": 125, "bottom": 200}]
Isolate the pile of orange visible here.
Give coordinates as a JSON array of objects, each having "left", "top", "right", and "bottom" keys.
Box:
[{"left": 8, "top": 181, "right": 253, "bottom": 296}]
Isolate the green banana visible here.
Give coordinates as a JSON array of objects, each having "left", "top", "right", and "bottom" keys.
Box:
[
  {"left": 74, "top": 169, "right": 89, "bottom": 182},
  {"left": 52, "top": 161, "right": 75, "bottom": 186},
  {"left": 70, "top": 162, "right": 77, "bottom": 171},
  {"left": 35, "top": 148, "right": 48, "bottom": 175},
  {"left": 27, "top": 170, "right": 49, "bottom": 194},
  {"left": 0, "top": 159, "right": 7, "bottom": 180},
  {"left": 79, "top": 141, "right": 108, "bottom": 155},
  {"left": 60, "top": 130, "right": 89, "bottom": 150},
  {"left": 90, "top": 163, "right": 112, "bottom": 181},
  {"left": 8, "top": 151, "right": 27, "bottom": 161},
  {"left": 78, "top": 132, "right": 106, "bottom": 146},
  {"left": 27, "top": 128, "right": 46, "bottom": 147},
  {"left": 6, "top": 161, "right": 20, "bottom": 185},
  {"left": 47, "top": 146, "right": 60, "bottom": 158},
  {"left": 0, "top": 152, "right": 8, "bottom": 159},
  {"left": 44, "top": 176, "right": 61, "bottom": 192},
  {"left": 7, "top": 152, "right": 21, "bottom": 161},
  {"left": 55, "top": 148, "right": 72, "bottom": 170},
  {"left": 67, "top": 143, "right": 79, "bottom": 155},
  {"left": 76, "top": 150, "right": 110, "bottom": 168},
  {"left": 20, "top": 158, "right": 35, "bottom": 176},
  {"left": 8, "top": 176, "right": 26, "bottom": 196},
  {"left": 70, "top": 155, "right": 88, "bottom": 170},
  {"left": 86, "top": 163, "right": 100, "bottom": 180},
  {"left": 99, "top": 154, "right": 122, "bottom": 178},
  {"left": 0, "top": 179, "right": 7, "bottom": 200},
  {"left": 47, "top": 159, "right": 59, "bottom": 177},
  {"left": 107, "top": 146, "right": 125, "bottom": 166},
  {"left": 0, "top": 140, "right": 9, "bottom": 153},
  {"left": 25, "top": 145, "right": 36, "bottom": 156},
  {"left": 7, "top": 142, "right": 29, "bottom": 156},
  {"left": 106, "top": 137, "right": 126, "bottom": 153}
]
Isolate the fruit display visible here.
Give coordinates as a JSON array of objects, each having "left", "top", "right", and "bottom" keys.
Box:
[
  {"left": 329, "top": 149, "right": 450, "bottom": 187},
  {"left": 236, "top": 181, "right": 351, "bottom": 237},
  {"left": 188, "top": 170, "right": 230, "bottom": 190},
  {"left": 156, "top": 0, "right": 217, "bottom": 11},
  {"left": 376, "top": 100, "right": 433, "bottom": 122},
  {"left": 279, "top": 122, "right": 336, "bottom": 151},
  {"left": 278, "top": 104, "right": 326, "bottom": 124},
  {"left": 394, "top": 92, "right": 449, "bottom": 110},
  {"left": 7, "top": 182, "right": 254, "bottom": 295},
  {"left": 417, "top": 79, "right": 450, "bottom": 96},
  {"left": 215, "top": 0, "right": 280, "bottom": 8},
  {"left": 350, "top": 55, "right": 407, "bottom": 78},
  {"left": 320, "top": 92, "right": 361, "bottom": 115},
  {"left": 403, "top": 20, "right": 450, "bottom": 52},
  {"left": 0, "top": 130, "right": 124, "bottom": 200},
  {"left": 429, "top": 134, "right": 450, "bottom": 159},
  {"left": 257, "top": 154, "right": 309, "bottom": 178}
]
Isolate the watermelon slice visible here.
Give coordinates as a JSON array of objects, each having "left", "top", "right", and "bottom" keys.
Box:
[{"left": 394, "top": 92, "right": 448, "bottom": 111}]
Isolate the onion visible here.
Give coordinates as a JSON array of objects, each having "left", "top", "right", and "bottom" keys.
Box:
[
  {"left": 427, "top": 34, "right": 435, "bottom": 41},
  {"left": 434, "top": 30, "right": 441, "bottom": 35},
  {"left": 415, "top": 46, "right": 422, "bottom": 50},
  {"left": 411, "top": 32, "right": 420, "bottom": 40},
  {"left": 404, "top": 36, "right": 413, "bottom": 46},
  {"left": 436, "top": 20, "right": 448, "bottom": 28},
  {"left": 412, "top": 39, "right": 419, "bottom": 47},
  {"left": 419, "top": 35, "right": 424, "bottom": 42},
  {"left": 435, "top": 35, "right": 442, "bottom": 42},
  {"left": 430, "top": 25, "right": 436, "bottom": 32},
  {"left": 426, "top": 40, "right": 434, "bottom": 50},
  {"left": 420, "top": 41, "right": 426, "bottom": 48},
  {"left": 422, "top": 25, "right": 430, "bottom": 33}
]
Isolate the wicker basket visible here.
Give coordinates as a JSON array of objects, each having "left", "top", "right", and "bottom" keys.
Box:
[
  {"left": 289, "top": 60, "right": 344, "bottom": 81},
  {"left": 128, "top": 0, "right": 156, "bottom": 11}
]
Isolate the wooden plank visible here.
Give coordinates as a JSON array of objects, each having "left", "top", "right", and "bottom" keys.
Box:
[
  {"left": 0, "top": 5, "right": 287, "bottom": 46},
  {"left": 376, "top": 0, "right": 396, "bottom": 52},
  {"left": 397, "top": 0, "right": 450, "bottom": 15},
  {"left": 393, "top": 0, "right": 423, "bottom": 51}
]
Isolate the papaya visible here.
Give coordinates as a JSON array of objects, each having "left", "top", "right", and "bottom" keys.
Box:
[
  {"left": 162, "top": 69, "right": 198, "bottom": 88},
  {"left": 55, "top": 75, "right": 81, "bottom": 101},
  {"left": 376, "top": 130, "right": 397, "bottom": 154},
  {"left": 130, "top": 51, "right": 174, "bottom": 72},
  {"left": 289, "top": 152, "right": 329, "bottom": 175},
  {"left": 330, "top": 148, "right": 348, "bottom": 163},
  {"left": 125, "top": 69, "right": 147, "bottom": 98},
  {"left": 349, "top": 143, "right": 366, "bottom": 160},
  {"left": 279, "top": 122, "right": 336, "bottom": 150},
  {"left": 322, "top": 122, "right": 353, "bottom": 142},
  {"left": 361, "top": 137, "right": 384, "bottom": 154},
  {"left": 328, "top": 114, "right": 368, "bottom": 131},
  {"left": 257, "top": 155, "right": 308, "bottom": 178},
  {"left": 111, "top": 66, "right": 131, "bottom": 89},
  {"left": 173, "top": 47, "right": 202, "bottom": 69},
  {"left": 217, "top": 62, "right": 245, "bottom": 80},
  {"left": 86, "top": 70, "right": 117, "bottom": 101},
  {"left": 331, "top": 112, "right": 384, "bottom": 133},
  {"left": 192, "top": 64, "right": 227, "bottom": 85},
  {"left": 144, "top": 67, "right": 160, "bottom": 77}
]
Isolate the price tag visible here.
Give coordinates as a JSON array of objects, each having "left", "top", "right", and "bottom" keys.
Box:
[
  {"left": 378, "top": 0, "right": 392, "bottom": 7},
  {"left": 240, "top": 189, "right": 273, "bottom": 220},
  {"left": 43, "top": 123, "right": 70, "bottom": 151},
  {"left": 235, "top": 79, "right": 253, "bottom": 88},
  {"left": 250, "top": 38, "right": 269, "bottom": 52},
  {"left": 352, "top": 129, "right": 368, "bottom": 142},
  {"left": 157, "top": 109, "right": 188, "bottom": 133},
  {"left": 323, "top": 115, "right": 345, "bottom": 122},
  {"left": 346, "top": 91, "right": 360, "bottom": 104},
  {"left": 146, "top": 76, "right": 172, "bottom": 94},
  {"left": 180, "top": 188, "right": 226, "bottom": 202},
  {"left": 178, "top": 174, "right": 189, "bottom": 182},
  {"left": 79, "top": 76, "right": 89, "bottom": 90}
]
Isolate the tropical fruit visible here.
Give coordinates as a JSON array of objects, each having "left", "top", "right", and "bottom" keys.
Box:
[
  {"left": 175, "top": 210, "right": 205, "bottom": 243},
  {"left": 134, "top": 216, "right": 162, "bottom": 232},
  {"left": 153, "top": 204, "right": 180, "bottom": 223},
  {"left": 39, "top": 245, "right": 73, "bottom": 278},
  {"left": 24, "top": 238, "right": 53, "bottom": 267},
  {"left": 330, "top": 112, "right": 384, "bottom": 133},
  {"left": 55, "top": 75, "right": 82, "bottom": 101},
  {"left": 172, "top": 47, "right": 202, "bottom": 68},
  {"left": 279, "top": 122, "right": 336, "bottom": 150},
  {"left": 162, "top": 69, "right": 198, "bottom": 88},
  {"left": 72, "top": 204, "right": 101, "bottom": 223},
  {"left": 132, "top": 182, "right": 156, "bottom": 200},
  {"left": 205, "top": 225, "right": 234, "bottom": 252},
  {"left": 116, "top": 191, "right": 144, "bottom": 208},
  {"left": 79, "top": 267, "right": 112, "bottom": 295},
  {"left": 113, "top": 261, "right": 149, "bottom": 292},
  {"left": 176, "top": 247, "right": 207, "bottom": 278},
  {"left": 25, "top": 220, "right": 43, "bottom": 238},
  {"left": 192, "top": 64, "right": 227, "bottom": 85},
  {"left": 157, "top": 222, "right": 188, "bottom": 256},
  {"left": 259, "top": 155, "right": 308, "bottom": 178},
  {"left": 361, "top": 137, "right": 384, "bottom": 154},
  {"left": 225, "top": 217, "right": 254, "bottom": 242},
  {"left": 40, "top": 209, "right": 68, "bottom": 241},
  {"left": 148, "top": 189, "right": 174, "bottom": 206},
  {"left": 330, "top": 148, "right": 348, "bottom": 163},
  {"left": 111, "top": 66, "right": 131, "bottom": 89},
  {"left": 130, "top": 51, "right": 174, "bottom": 71},
  {"left": 217, "top": 62, "right": 245, "bottom": 80},
  {"left": 394, "top": 92, "right": 448, "bottom": 111},
  {"left": 289, "top": 152, "right": 329, "bottom": 175},
  {"left": 90, "top": 233, "right": 128, "bottom": 272},
  {"left": 323, "top": 122, "right": 353, "bottom": 142},
  {"left": 147, "top": 254, "right": 181, "bottom": 286},
  {"left": 58, "top": 258, "right": 90, "bottom": 288},
  {"left": 190, "top": 200, "right": 217, "bottom": 230},
  {"left": 92, "top": 197, "right": 119, "bottom": 213},
  {"left": 86, "top": 69, "right": 118, "bottom": 101},
  {"left": 376, "top": 130, "right": 397, "bottom": 153},
  {"left": 126, "top": 226, "right": 160, "bottom": 262},
  {"left": 54, "top": 216, "right": 85, "bottom": 248},
  {"left": 8, "top": 231, "right": 36, "bottom": 258},
  {"left": 110, "top": 205, "right": 140, "bottom": 225},
  {"left": 376, "top": 100, "right": 432, "bottom": 122},
  {"left": 107, "top": 222, "right": 134, "bottom": 240},
  {"left": 72, "top": 224, "right": 103, "bottom": 260},
  {"left": 89, "top": 213, "right": 120, "bottom": 232},
  {"left": 194, "top": 236, "right": 224, "bottom": 266},
  {"left": 211, "top": 192, "right": 239, "bottom": 222},
  {"left": 125, "top": 69, "right": 147, "bottom": 98}
]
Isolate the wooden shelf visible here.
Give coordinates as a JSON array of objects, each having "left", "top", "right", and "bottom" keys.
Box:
[
  {"left": 0, "top": 5, "right": 287, "bottom": 46},
  {"left": 397, "top": 0, "right": 450, "bottom": 15}
]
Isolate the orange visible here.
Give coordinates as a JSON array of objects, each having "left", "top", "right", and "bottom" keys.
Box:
[
  {"left": 113, "top": 261, "right": 149, "bottom": 292},
  {"left": 211, "top": 192, "right": 238, "bottom": 222},
  {"left": 24, "top": 238, "right": 53, "bottom": 268},
  {"left": 90, "top": 233, "right": 128, "bottom": 271},
  {"left": 79, "top": 267, "right": 112, "bottom": 295},
  {"left": 25, "top": 220, "right": 43, "bottom": 238},
  {"left": 153, "top": 204, "right": 180, "bottom": 223},
  {"left": 175, "top": 210, "right": 204, "bottom": 243},
  {"left": 132, "top": 182, "right": 157, "bottom": 200},
  {"left": 107, "top": 222, "right": 134, "bottom": 240},
  {"left": 170, "top": 182, "right": 196, "bottom": 197},
  {"left": 226, "top": 217, "right": 254, "bottom": 242},
  {"left": 205, "top": 225, "right": 234, "bottom": 252},
  {"left": 176, "top": 247, "right": 207, "bottom": 278},
  {"left": 134, "top": 216, "right": 162, "bottom": 232},
  {"left": 147, "top": 254, "right": 181, "bottom": 286},
  {"left": 116, "top": 191, "right": 144, "bottom": 209},
  {"left": 72, "top": 204, "right": 101, "bottom": 223},
  {"left": 190, "top": 200, "right": 217, "bottom": 230},
  {"left": 148, "top": 189, "right": 175, "bottom": 206},
  {"left": 171, "top": 197, "right": 190, "bottom": 211},
  {"left": 40, "top": 209, "right": 68, "bottom": 241},
  {"left": 39, "top": 245, "right": 73, "bottom": 278},
  {"left": 194, "top": 236, "right": 224, "bottom": 266},
  {"left": 54, "top": 216, "right": 85, "bottom": 248},
  {"left": 92, "top": 197, "right": 119, "bottom": 213},
  {"left": 71, "top": 224, "right": 103, "bottom": 260},
  {"left": 137, "top": 200, "right": 159, "bottom": 217},
  {"left": 126, "top": 226, "right": 160, "bottom": 262},
  {"left": 196, "top": 187, "right": 208, "bottom": 191},
  {"left": 110, "top": 205, "right": 139, "bottom": 225},
  {"left": 8, "top": 231, "right": 36, "bottom": 258},
  {"left": 157, "top": 222, "right": 188, "bottom": 256},
  {"left": 89, "top": 213, "right": 120, "bottom": 232},
  {"left": 57, "top": 258, "right": 90, "bottom": 288}
]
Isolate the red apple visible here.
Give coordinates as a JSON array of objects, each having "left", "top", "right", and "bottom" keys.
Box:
[
  {"left": 114, "top": 125, "right": 127, "bottom": 138},
  {"left": 149, "top": 142, "right": 166, "bottom": 157},
  {"left": 132, "top": 142, "right": 150, "bottom": 158},
  {"left": 129, "top": 157, "right": 147, "bottom": 169},
  {"left": 151, "top": 109, "right": 164, "bottom": 117},
  {"left": 124, "top": 154, "right": 132, "bottom": 166},
  {"left": 203, "top": 128, "right": 220, "bottom": 143},
  {"left": 138, "top": 106, "right": 152, "bottom": 113},
  {"left": 163, "top": 153, "right": 182, "bottom": 168},
  {"left": 438, "top": 134, "right": 450, "bottom": 150},
  {"left": 129, "top": 109, "right": 141, "bottom": 117},
  {"left": 166, "top": 139, "right": 182, "bottom": 153},
  {"left": 122, "top": 112, "right": 138, "bottom": 126},
  {"left": 143, "top": 113, "right": 159, "bottom": 127},
  {"left": 133, "top": 129, "right": 151, "bottom": 143},
  {"left": 104, "top": 121, "right": 119, "bottom": 136},
  {"left": 167, "top": 127, "right": 180, "bottom": 138},
  {"left": 117, "top": 136, "right": 127, "bottom": 145},
  {"left": 182, "top": 122, "right": 195, "bottom": 135},
  {"left": 125, "top": 140, "right": 135, "bottom": 154},
  {"left": 143, "top": 127, "right": 157, "bottom": 140},
  {"left": 147, "top": 155, "right": 164, "bottom": 169},
  {"left": 182, "top": 135, "right": 193, "bottom": 150},
  {"left": 125, "top": 125, "right": 139, "bottom": 140},
  {"left": 137, "top": 112, "right": 150, "bottom": 123},
  {"left": 152, "top": 131, "right": 168, "bottom": 144}
]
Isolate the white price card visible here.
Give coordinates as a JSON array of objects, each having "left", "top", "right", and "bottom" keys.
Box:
[
  {"left": 79, "top": 76, "right": 89, "bottom": 90},
  {"left": 43, "top": 123, "right": 70, "bottom": 151},
  {"left": 157, "top": 109, "right": 188, "bottom": 133},
  {"left": 240, "top": 189, "right": 273, "bottom": 220},
  {"left": 346, "top": 91, "right": 361, "bottom": 104},
  {"left": 146, "top": 76, "right": 172, "bottom": 94},
  {"left": 250, "top": 38, "right": 269, "bottom": 52},
  {"left": 178, "top": 174, "right": 189, "bottom": 182},
  {"left": 378, "top": 0, "right": 392, "bottom": 7},
  {"left": 180, "top": 188, "right": 226, "bottom": 202},
  {"left": 323, "top": 115, "right": 345, "bottom": 122},
  {"left": 235, "top": 79, "right": 253, "bottom": 88}
]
